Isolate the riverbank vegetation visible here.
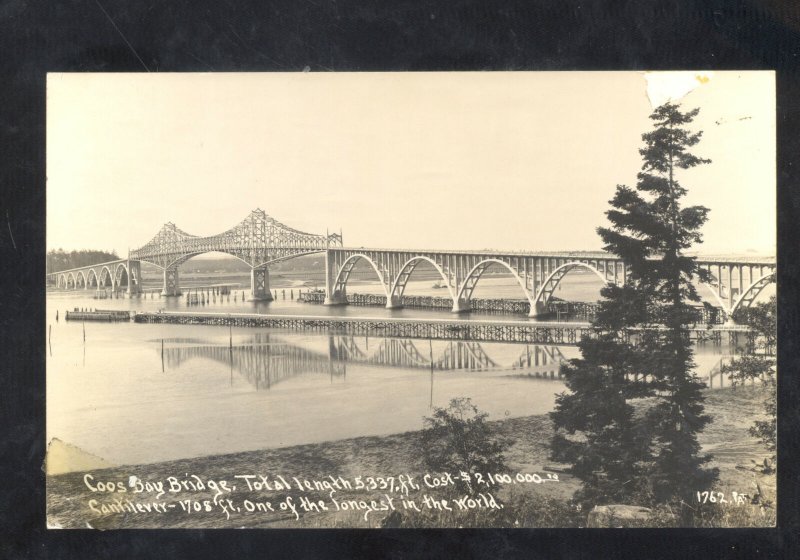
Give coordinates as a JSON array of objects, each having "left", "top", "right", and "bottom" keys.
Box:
[
  {"left": 46, "top": 249, "right": 119, "bottom": 273},
  {"left": 46, "top": 383, "right": 773, "bottom": 529}
]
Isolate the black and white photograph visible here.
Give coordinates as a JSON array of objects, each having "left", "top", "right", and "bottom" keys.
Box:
[{"left": 43, "top": 71, "right": 777, "bottom": 529}]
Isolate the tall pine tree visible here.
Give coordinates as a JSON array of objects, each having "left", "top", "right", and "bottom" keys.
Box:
[{"left": 551, "top": 102, "right": 718, "bottom": 517}]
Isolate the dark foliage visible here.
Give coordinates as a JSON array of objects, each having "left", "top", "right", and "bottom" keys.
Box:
[
  {"left": 722, "top": 296, "right": 777, "bottom": 462},
  {"left": 46, "top": 249, "right": 119, "bottom": 274},
  {"left": 732, "top": 295, "right": 777, "bottom": 357},
  {"left": 551, "top": 103, "right": 719, "bottom": 515},
  {"left": 420, "top": 398, "right": 510, "bottom": 497}
]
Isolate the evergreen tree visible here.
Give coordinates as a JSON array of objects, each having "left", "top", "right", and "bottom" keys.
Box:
[
  {"left": 550, "top": 102, "right": 718, "bottom": 516},
  {"left": 421, "top": 398, "right": 510, "bottom": 497},
  {"left": 46, "top": 248, "right": 119, "bottom": 273}
]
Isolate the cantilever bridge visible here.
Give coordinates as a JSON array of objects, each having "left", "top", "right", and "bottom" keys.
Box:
[{"left": 47, "top": 208, "right": 776, "bottom": 321}]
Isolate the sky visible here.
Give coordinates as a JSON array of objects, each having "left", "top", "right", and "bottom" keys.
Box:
[{"left": 46, "top": 71, "right": 775, "bottom": 257}]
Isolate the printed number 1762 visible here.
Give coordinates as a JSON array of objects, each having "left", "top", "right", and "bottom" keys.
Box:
[{"left": 696, "top": 491, "right": 749, "bottom": 505}]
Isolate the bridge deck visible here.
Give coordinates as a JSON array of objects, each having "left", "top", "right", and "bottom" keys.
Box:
[{"left": 134, "top": 311, "right": 750, "bottom": 345}]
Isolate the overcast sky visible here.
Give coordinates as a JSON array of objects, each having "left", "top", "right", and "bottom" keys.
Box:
[{"left": 47, "top": 71, "right": 775, "bottom": 257}]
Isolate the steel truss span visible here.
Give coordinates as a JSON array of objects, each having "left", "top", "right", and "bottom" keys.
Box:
[
  {"left": 129, "top": 208, "right": 342, "bottom": 270},
  {"left": 47, "top": 209, "right": 342, "bottom": 299},
  {"left": 127, "top": 208, "right": 342, "bottom": 298}
]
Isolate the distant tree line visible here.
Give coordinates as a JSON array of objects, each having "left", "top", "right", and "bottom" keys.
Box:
[{"left": 46, "top": 249, "right": 119, "bottom": 274}]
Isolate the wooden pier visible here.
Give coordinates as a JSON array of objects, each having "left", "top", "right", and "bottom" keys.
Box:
[
  {"left": 297, "top": 291, "right": 722, "bottom": 323},
  {"left": 133, "top": 311, "right": 749, "bottom": 346},
  {"left": 300, "top": 291, "right": 536, "bottom": 314},
  {"left": 65, "top": 309, "right": 131, "bottom": 322}
]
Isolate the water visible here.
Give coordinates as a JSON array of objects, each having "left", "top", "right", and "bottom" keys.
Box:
[{"left": 46, "top": 289, "right": 740, "bottom": 468}]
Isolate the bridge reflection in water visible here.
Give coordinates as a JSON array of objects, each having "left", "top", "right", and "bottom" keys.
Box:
[{"left": 159, "top": 333, "right": 569, "bottom": 392}]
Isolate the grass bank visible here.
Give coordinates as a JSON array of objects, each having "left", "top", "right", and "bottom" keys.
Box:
[{"left": 47, "top": 386, "right": 774, "bottom": 529}]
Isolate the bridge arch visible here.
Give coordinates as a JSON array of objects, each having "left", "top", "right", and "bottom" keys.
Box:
[
  {"left": 98, "top": 266, "right": 114, "bottom": 289},
  {"left": 730, "top": 271, "right": 776, "bottom": 316},
  {"left": 441, "top": 341, "right": 498, "bottom": 370},
  {"left": 456, "top": 259, "right": 536, "bottom": 308},
  {"left": 533, "top": 261, "right": 609, "bottom": 311},
  {"left": 56, "top": 274, "right": 66, "bottom": 289},
  {"left": 389, "top": 256, "right": 457, "bottom": 305},
  {"left": 114, "top": 262, "right": 130, "bottom": 289},
  {"left": 335, "top": 336, "right": 573, "bottom": 373},
  {"left": 86, "top": 269, "right": 98, "bottom": 288},
  {"left": 75, "top": 270, "right": 86, "bottom": 289},
  {"left": 66, "top": 272, "right": 76, "bottom": 289},
  {"left": 330, "top": 254, "right": 390, "bottom": 302},
  {"left": 698, "top": 281, "right": 729, "bottom": 314}
]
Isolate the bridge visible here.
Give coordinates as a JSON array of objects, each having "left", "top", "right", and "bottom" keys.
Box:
[
  {"left": 161, "top": 334, "right": 347, "bottom": 390},
  {"left": 331, "top": 335, "right": 566, "bottom": 376},
  {"left": 159, "top": 333, "right": 570, "bottom": 390},
  {"left": 47, "top": 258, "right": 142, "bottom": 296},
  {"left": 323, "top": 248, "right": 775, "bottom": 319},
  {"left": 47, "top": 208, "right": 775, "bottom": 321},
  {"left": 47, "top": 209, "right": 342, "bottom": 298}
]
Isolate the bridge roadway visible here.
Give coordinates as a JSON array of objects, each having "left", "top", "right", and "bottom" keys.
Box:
[
  {"left": 46, "top": 208, "right": 776, "bottom": 321},
  {"left": 133, "top": 311, "right": 751, "bottom": 346},
  {"left": 324, "top": 248, "right": 775, "bottom": 319}
]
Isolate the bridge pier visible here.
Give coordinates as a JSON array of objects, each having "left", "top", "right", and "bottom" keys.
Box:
[
  {"left": 250, "top": 266, "right": 273, "bottom": 301},
  {"left": 127, "top": 260, "right": 142, "bottom": 296},
  {"left": 527, "top": 301, "right": 549, "bottom": 318},
  {"left": 452, "top": 298, "right": 472, "bottom": 314},
  {"left": 324, "top": 289, "right": 348, "bottom": 306},
  {"left": 161, "top": 266, "right": 182, "bottom": 296},
  {"left": 386, "top": 295, "right": 403, "bottom": 310}
]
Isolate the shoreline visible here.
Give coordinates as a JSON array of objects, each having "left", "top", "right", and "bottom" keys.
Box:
[{"left": 46, "top": 385, "right": 774, "bottom": 529}]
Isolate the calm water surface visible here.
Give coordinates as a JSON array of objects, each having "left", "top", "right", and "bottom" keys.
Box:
[{"left": 46, "top": 289, "right": 738, "bottom": 467}]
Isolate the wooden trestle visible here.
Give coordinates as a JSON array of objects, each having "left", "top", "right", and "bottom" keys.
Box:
[{"left": 134, "top": 311, "right": 750, "bottom": 346}]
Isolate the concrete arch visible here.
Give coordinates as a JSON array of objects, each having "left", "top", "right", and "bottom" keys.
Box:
[
  {"left": 389, "top": 256, "right": 457, "bottom": 306},
  {"left": 387, "top": 339, "right": 430, "bottom": 366},
  {"left": 114, "top": 262, "right": 130, "bottom": 288},
  {"left": 336, "top": 336, "right": 370, "bottom": 360},
  {"left": 330, "top": 254, "right": 390, "bottom": 303},
  {"left": 66, "top": 272, "right": 76, "bottom": 289},
  {"left": 449, "top": 341, "right": 498, "bottom": 369},
  {"left": 513, "top": 345, "right": 566, "bottom": 367},
  {"left": 699, "top": 281, "right": 729, "bottom": 313},
  {"left": 338, "top": 336, "right": 498, "bottom": 370},
  {"left": 76, "top": 270, "right": 87, "bottom": 289},
  {"left": 730, "top": 271, "right": 776, "bottom": 316},
  {"left": 86, "top": 269, "right": 98, "bottom": 288},
  {"left": 57, "top": 274, "right": 66, "bottom": 289},
  {"left": 456, "top": 259, "right": 536, "bottom": 308},
  {"left": 339, "top": 337, "right": 429, "bottom": 365},
  {"left": 98, "top": 266, "right": 114, "bottom": 289},
  {"left": 533, "top": 262, "right": 608, "bottom": 311}
]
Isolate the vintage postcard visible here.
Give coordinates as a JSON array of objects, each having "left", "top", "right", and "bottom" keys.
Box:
[{"left": 45, "top": 71, "right": 776, "bottom": 528}]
